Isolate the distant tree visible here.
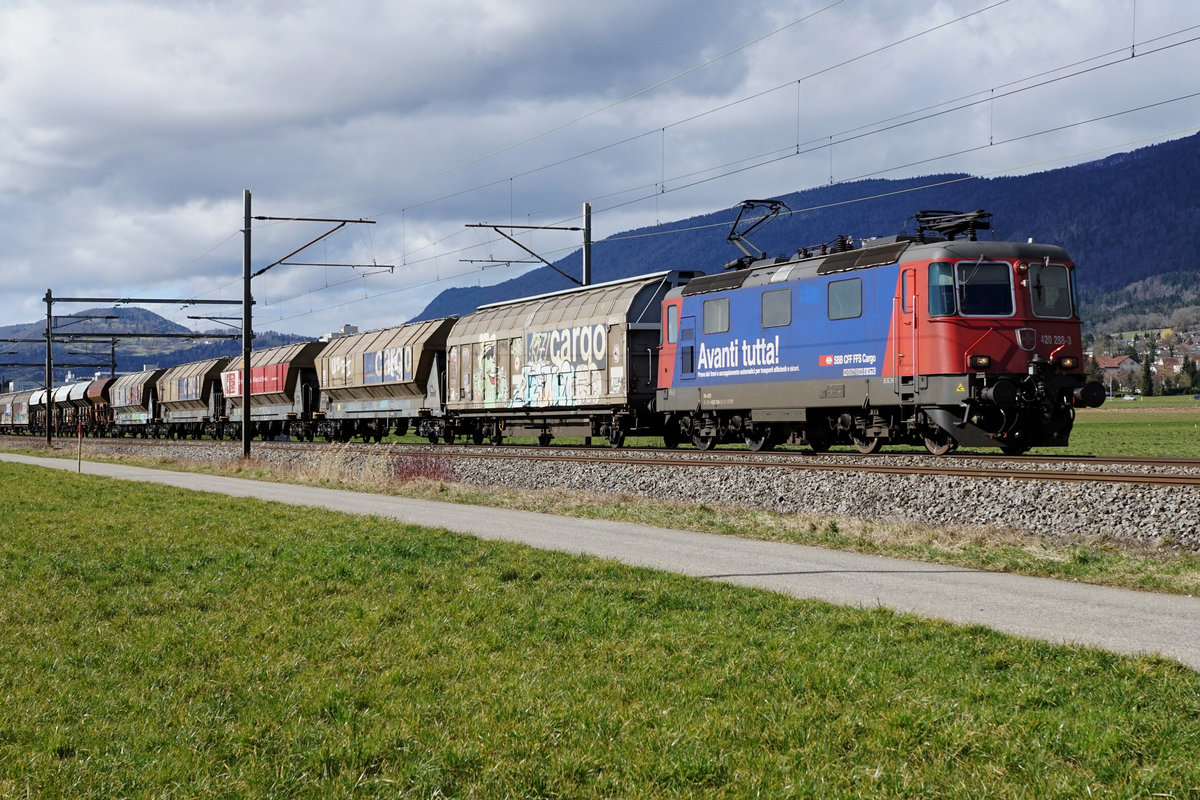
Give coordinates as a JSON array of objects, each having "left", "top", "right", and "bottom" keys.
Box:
[
  {"left": 1085, "top": 356, "right": 1103, "bottom": 384},
  {"left": 1142, "top": 338, "right": 1156, "bottom": 396}
]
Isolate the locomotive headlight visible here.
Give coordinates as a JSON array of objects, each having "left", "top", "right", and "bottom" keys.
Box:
[
  {"left": 968, "top": 354, "right": 991, "bottom": 370},
  {"left": 1058, "top": 356, "right": 1079, "bottom": 369}
]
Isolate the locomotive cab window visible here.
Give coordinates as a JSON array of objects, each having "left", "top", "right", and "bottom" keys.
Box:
[
  {"left": 666, "top": 303, "right": 679, "bottom": 344},
  {"left": 1028, "top": 262, "right": 1073, "bottom": 318},
  {"left": 828, "top": 278, "right": 861, "bottom": 320},
  {"left": 703, "top": 297, "right": 729, "bottom": 334},
  {"left": 928, "top": 262, "right": 955, "bottom": 316},
  {"left": 957, "top": 260, "right": 1013, "bottom": 316},
  {"left": 762, "top": 288, "right": 791, "bottom": 328},
  {"left": 928, "top": 260, "right": 1014, "bottom": 317}
]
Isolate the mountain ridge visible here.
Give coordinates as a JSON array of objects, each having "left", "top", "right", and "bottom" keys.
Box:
[{"left": 413, "top": 132, "right": 1200, "bottom": 333}]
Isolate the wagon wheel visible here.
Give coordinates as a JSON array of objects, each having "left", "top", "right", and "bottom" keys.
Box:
[
  {"left": 607, "top": 430, "right": 626, "bottom": 448},
  {"left": 850, "top": 434, "right": 884, "bottom": 454},
  {"left": 489, "top": 430, "right": 504, "bottom": 446},
  {"left": 923, "top": 430, "right": 957, "bottom": 456},
  {"left": 471, "top": 430, "right": 484, "bottom": 446},
  {"left": 427, "top": 434, "right": 440, "bottom": 445},
  {"left": 744, "top": 428, "right": 772, "bottom": 452},
  {"left": 806, "top": 427, "right": 832, "bottom": 454},
  {"left": 538, "top": 433, "right": 552, "bottom": 447},
  {"left": 692, "top": 433, "right": 715, "bottom": 451}
]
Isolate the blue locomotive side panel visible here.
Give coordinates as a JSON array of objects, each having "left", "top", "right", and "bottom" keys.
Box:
[{"left": 674, "top": 265, "right": 899, "bottom": 389}]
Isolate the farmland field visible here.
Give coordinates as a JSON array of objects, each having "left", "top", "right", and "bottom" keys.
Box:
[{"left": 2, "top": 461, "right": 1199, "bottom": 798}]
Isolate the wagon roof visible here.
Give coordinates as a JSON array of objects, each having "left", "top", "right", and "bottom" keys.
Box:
[
  {"left": 111, "top": 369, "right": 163, "bottom": 390},
  {"left": 86, "top": 378, "right": 114, "bottom": 402},
  {"left": 317, "top": 318, "right": 455, "bottom": 360},
  {"left": 159, "top": 357, "right": 232, "bottom": 382},
  {"left": 224, "top": 340, "right": 326, "bottom": 371},
  {"left": 451, "top": 271, "right": 687, "bottom": 341}
]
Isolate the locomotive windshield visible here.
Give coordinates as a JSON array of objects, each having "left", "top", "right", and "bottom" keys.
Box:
[
  {"left": 927, "top": 261, "right": 1014, "bottom": 317},
  {"left": 1028, "top": 262, "right": 1074, "bottom": 318}
]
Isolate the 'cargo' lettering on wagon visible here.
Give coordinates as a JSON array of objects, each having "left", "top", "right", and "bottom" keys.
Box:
[{"left": 527, "top": 324, "right": 607, "bottom": 369}]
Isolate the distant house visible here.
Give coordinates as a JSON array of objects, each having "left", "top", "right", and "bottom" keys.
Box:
[
  {"left": 1153, "top": 357, "right": 1183, "bottom": 375},
  {"left": 1095, "top": 355, "right": 1137, "bottom": 381}
]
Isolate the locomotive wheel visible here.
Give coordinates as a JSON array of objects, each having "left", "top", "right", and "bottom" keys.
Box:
[
  {"left": 662, "top": 417, "right": 682, "bottom": 449},
  {"left": 850, "top": 434, "right": 884, "bottom": 455},
  {"left": 692, "top": 433, "right": 715, "bottom": 451},
  {"left": 1000, "top": 443, "right": 1029, "bottom": 456},
  {"left": 923, "top": 430, "right": 957, "bottom": 456}
]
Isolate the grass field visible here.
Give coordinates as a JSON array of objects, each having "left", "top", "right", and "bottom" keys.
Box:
[
  {"left": 1038, "top": 395, "right": 1200, "bottom": 458},
  {"left": 3, "top": 461, "right": 1200, "bottom": 798}
]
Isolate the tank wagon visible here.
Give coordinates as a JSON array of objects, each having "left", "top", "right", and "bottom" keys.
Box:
[
  {"left": 657, "top": 208, "right": 1105, "bottom": 454},
  {"left": 443, "top": 271, "right": 698, "bottom": 446},
  {"left": 314, "top": 318, "right": 455, "bottom": 443}
]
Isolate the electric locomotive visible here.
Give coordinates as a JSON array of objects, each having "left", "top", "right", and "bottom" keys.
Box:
[{"left": 656, "top": 205, "right": 1105, "bottom": 455}]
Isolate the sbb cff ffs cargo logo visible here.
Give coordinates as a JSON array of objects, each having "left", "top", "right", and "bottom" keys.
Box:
[{"left": 819, "top": 355, "right": 835, "bottom": 367}]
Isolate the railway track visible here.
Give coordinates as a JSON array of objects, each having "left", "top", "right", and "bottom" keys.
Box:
[{"left": 10, "top": 434, "right": 1200, "bottom": 488}]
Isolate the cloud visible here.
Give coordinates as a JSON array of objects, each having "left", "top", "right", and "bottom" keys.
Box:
[{"left": 2, "top": 0, "right": 1199, "bottom": 338}]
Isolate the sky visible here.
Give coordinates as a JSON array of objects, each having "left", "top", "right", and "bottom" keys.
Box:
[{"left": 2, "top": 0, "right": 1198, "bottom": 340}]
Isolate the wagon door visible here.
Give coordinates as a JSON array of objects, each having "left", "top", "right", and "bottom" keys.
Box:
[{"left": 893, "top": 267, "right": 919, "bottom": 402}]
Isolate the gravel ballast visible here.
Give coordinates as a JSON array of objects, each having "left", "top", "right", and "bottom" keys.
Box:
[{"left": 53, "top": 438, "right": 1200, "bottom": 550}]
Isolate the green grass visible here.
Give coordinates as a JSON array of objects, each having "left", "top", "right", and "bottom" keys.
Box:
[
  {"left": 2, "top": 462, "right": 1200, "bottom": 798},
  {"left": 1040, "top": 396, "right": 1200, "bottom": 458}
]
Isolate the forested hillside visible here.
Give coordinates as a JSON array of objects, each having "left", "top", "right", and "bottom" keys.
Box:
[{"left": 416, "top": 132, "right": 1200, "bottom": 333}]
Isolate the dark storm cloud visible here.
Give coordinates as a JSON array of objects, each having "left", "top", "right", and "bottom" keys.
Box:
[{"left": 1, "top": 0, "right": 1198, "bottom": 335}]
